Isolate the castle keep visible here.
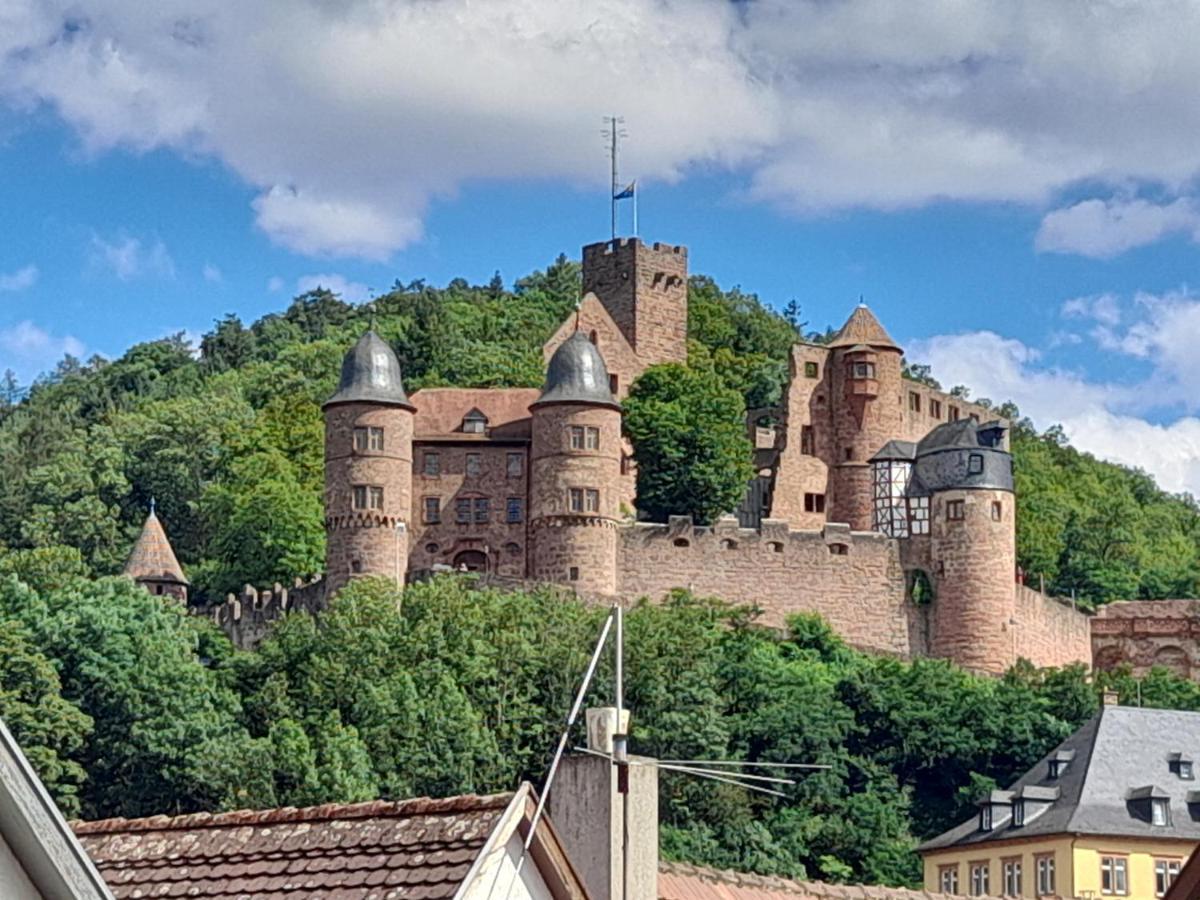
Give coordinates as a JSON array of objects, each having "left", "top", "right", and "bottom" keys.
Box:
[{"left": 130, "top": 236, "right": 1108, "bottom": 674}]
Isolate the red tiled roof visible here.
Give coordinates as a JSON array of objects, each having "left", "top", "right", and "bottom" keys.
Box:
[
  {"left": 123, "top": 510, "right": 188, "bottom": 585},
  {"left": 827, "top": 306, "right": 900, "bottom": 351},
  {"left": 74, "top": 792, "right": 514, "bottom": 899},
  {"left": 410, "top": 388, "right": 541, "bottom": 441},
  {"left": 658, "top": 861, "right": 992, "bottom": 900}
]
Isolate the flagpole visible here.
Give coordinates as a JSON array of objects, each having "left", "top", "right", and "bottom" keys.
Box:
[
  {"left": 610, "top": 115, "right": 618, "bottom": 242},
  {"left": 633, "top": 180, "right": 638, "bottom": 238}
]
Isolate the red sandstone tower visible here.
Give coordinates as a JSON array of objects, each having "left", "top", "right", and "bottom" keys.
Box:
[
  {"left": 529, "top": 332, "right": 623, "bottom": 594},
  {"left": 581, "top": 239, "right": 688, "bottom": 371},
  {"left": 826, "top": 305, "right": 904, "bottom": 529},
  {"left": 322, "top": 331, "right": 415, "bottom": 596}
]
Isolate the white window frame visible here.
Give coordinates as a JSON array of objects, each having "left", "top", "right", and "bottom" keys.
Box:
[
  {"left": 1036, "top": 854, "right": 1055, "bottom": 896},
  {"left": 1155, "top": 859, "right": 1181, "bottom": 898},
  {"left": 1101, "top": 856, "right": 1128, "bottom": 896},
  {"left": 970, "top": 862, "right": 989, "bottom": 897},
  {"left": 1002, "top": 858, "right": 1021, "bottom": 897},
  {"left": 938, "top": 865, "right": 958, "bottom": 894}
]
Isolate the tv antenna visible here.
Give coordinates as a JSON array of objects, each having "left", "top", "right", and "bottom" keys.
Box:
[{"left": 603, "top": 116, "right": 637, "bottom": 241}]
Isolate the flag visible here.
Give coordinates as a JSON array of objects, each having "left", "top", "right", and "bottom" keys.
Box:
[{"left": 613, "top": 181, "right": 635, "bottom": 200}]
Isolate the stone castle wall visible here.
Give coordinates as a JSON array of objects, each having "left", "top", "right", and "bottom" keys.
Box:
[
  {"left": 1013, "top": 584, "right": 1093, "bottom": 670},
  {"left": 616, "top": 516, "right": 923, "bottom": 658},
  {"left": 208, "top": 578, "right": 328, "bottom": 649},
  {"left": 1091, "top": 600, "right": 1200, "bottom": 679}
]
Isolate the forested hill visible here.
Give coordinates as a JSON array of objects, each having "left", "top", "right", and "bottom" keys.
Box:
[{"left": 0, "top": 255, "right": 1196, "bottom": 606}]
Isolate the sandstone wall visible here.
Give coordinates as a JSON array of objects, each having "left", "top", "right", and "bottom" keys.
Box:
[
  {"left": 770, "top": 343, "right": 834, "bottom": 530},
  {"left": 1012, "top": 584, "right": 1092, "bottom": 669},
  {"left": 617, "top": 516, "right": 921, "bottom": 658},
  {"left": 1091, "top": 600, "right": 1200, "bottom": 678},
  {"left": 208, "top": 578, "right": 328, "bottom": 649}
]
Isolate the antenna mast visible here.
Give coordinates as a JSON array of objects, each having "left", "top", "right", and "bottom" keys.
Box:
[{"left": 604, "top": 115, "right": 627, "bottom": 242}]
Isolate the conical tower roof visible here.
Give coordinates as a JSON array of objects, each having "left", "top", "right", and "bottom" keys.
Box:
[
  {"left": 323, "top": 331, "right": 415, "bottom": 410},
  {"left": 532, "top": 332, "right": 620, "bottom": 410},
  {"left": 828, "top": 304, "right": 901, "bottom": 351},
  {"left": 124, "top": 509, "right": 188, "bottom": 585}
]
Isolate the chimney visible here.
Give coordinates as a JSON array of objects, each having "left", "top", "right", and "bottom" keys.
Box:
[
  {"left": 1103, "top": 689, "right": 1120, "bottom": 707},
  {"left": 548, "top": 707, "right": 659, "bottom": 900}
]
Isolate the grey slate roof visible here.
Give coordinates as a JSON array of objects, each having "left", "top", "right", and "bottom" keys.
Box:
[
  {"left": 324, "top": 331, "right": 415, "bottom": 410},
  {"left": 908, "top": 418, "right": 1013, "bottom": 495},
  {"left": 533, "top": 331, "right": 620, "bottom": 410},
  {"left": 920, "top": 706, "right": 1200, "bottom": 852}
]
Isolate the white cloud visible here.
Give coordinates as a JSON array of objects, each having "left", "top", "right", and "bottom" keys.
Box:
[
  {"left": 202, "top": 263, "right": 222, "bottom": 282},
  {"left": 296, "top": 273, "right": 370, "bottom": 304},
  {"left": 1061, "top": 293, "right": 1121, "bottom": 327},
  {"left": 0, "top": 264, "right": 37, "bottom": 292},
  {"left": 88, "top": 232, "right": 175, "bottom": 281},
  {"left": 14, "top": 1, "right": 1200, "bottom": 257},
  {"left": 908, "top": 290, "right": 1200, "bottom": 497},
  {"left": 0, "top": 320, "right": 86, "bottom": 380},
  {"left": 1036, "top": 198, "right": 1200, "bottom": 258}
]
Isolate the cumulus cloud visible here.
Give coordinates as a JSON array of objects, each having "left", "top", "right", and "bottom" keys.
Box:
[
  {"left": 0, "top": 320, "right": 86, "bottom": 380},
  {"left": 909, "top": 288, "right": 1200, "bottom": 495},
  {"left": 88, "top": 233, "right": 175, "bottom": 281},
  {"left": 296, "top": 273, "right": 370, "bottom": 304},
  {"left": 10, "top": 1, "right": 1200, "bottom": 257},
  {"left": 1036, "top": 198, "right": 1200, "bottom": 258},
  {"left": 0, "top": 264, "right": 38, "bottom": 292}
]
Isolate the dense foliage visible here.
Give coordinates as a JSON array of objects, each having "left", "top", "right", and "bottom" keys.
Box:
[{"left": 4, "top": 567, "right": 1188, "bottom": 885}]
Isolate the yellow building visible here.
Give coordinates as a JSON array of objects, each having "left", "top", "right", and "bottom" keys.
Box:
[{"left": 920, "top": 701, "right": 1199, "bottom": 899}]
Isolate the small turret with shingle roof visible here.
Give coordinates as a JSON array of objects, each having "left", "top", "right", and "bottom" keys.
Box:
[
  {"left": 827, "top": 304, "right": 901, "bottom": 351},
  {"left": 123, "top": 504, "right": 188, "bottom": 602}
]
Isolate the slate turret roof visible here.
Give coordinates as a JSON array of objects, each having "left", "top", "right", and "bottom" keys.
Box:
[
  {"left": 123, "top": 509, "right": 188, "bottom": 586},
  {"left": 324, "top": 330, "right": 415, "bottom": 410},
  {"left": 533, "top": 331, "right": 620, "bottom": 410},
  {"left": 827, "top": 305, "right": 901, "bottom": 351}
]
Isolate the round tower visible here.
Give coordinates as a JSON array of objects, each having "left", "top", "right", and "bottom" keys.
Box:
[
  {"left": 322, "top": 331, "right": 415, "bottom": 596},
  {"left": 124, "top": 501, "right": 189, "bottom": 603},
  {"left": 529, "top": 332, "right": 622, "bottom": 594},
  {"left": 919, "top": 420, "right": 1016, "bottom": 673},
  {"left": 826, "top": 304, "right": 903, "bottom": 529}
]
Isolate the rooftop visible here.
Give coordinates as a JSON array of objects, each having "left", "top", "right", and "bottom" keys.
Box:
[
  {"left": 534, "top": 331, "right": 620, "bottom": 410},
  {"left": 920, "top": 705, "right": 1200, "bottom": 853},
  {"left": 658, "top": 861, "right": 983, "bottom": 900},
  {"left": 410, "top": 387, "right": 541, "bottom": 441},
  {"left": 826, "top": 305, "right": 901, "bottom": 352},
  {"left": 324, "top": 330, "right": 415, "bottom": 410},
  {"left": 123, "top": 509, "right": 188, "bottom": 586},
  {"left": 74, "top": 791, "right": 516, "bottom": 899}
]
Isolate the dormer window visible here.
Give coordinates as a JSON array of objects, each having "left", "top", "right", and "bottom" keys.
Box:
[
  {"left": 1129, "top": 785, "right": 1172, "bottom": 826},
  {"left": 1012, "top": 800, "right": 1025, "bottom": 827},
  {"left": 1048, "top": 749, "right": 1075, "bottom": 779},
  {"left": 1153, "top": 798, "right": 1171, "bottom": 826},
  {"left": 977, "top": 791, "right": 1013, "bottom": 832},
  {"left": 1169, "top": 753, "right": 1194, "bottom": 780},
  {"left": 979, "top": 805, "right": 994, "bottom": 832},
  {"left": 463, "top": 409, "right": 488, "bottom": 434}
]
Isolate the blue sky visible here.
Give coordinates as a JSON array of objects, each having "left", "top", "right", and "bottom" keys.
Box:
[{"left": 3, "top": 0, "right": 1200, "bottom": 494}]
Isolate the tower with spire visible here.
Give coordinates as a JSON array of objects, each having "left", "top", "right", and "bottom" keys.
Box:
[
  {"left": 123, "top": 502, "right": 189, "bottom": 602},
  {"left": 322, "top": 330, "right": 416, "bottom": 596}
]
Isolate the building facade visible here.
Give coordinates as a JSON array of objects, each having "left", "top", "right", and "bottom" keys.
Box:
[{"left": 919, "top": 702, "right": 1200, "bottom": 899}]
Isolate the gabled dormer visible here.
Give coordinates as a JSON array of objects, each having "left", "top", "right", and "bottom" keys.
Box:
[
  {"left": 1011, "top": 785, "right": 1059, "bottom": 827},
  {"left": 462, "top": 408, "right": 488, "bottom": 434},
  {"left": 1169, "top": 752, "right": 1195, "bottom": 780},
  {"left": 1128, "top": 785, "right": 1172, "bottom": 826},
  {"left": 977, "top": 790, "right": 1014, "bottom": 832},
  {"left": 1048, "top": 748, "right": 1075, "bottom": 780}
]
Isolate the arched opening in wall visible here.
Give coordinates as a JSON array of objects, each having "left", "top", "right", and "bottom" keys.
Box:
[
  {"left": 589, "top": 330, "right": 598, "bottom": 345},
  {"left": 453, "top": 550, "right": 489, "bottom": 573},
  {"left": 1154, "top": 645, "right": 1191, "bottom": 679},
  {"left": 828, "top": 543, "right": 848, "bottom": 556},
  {"left": 673, "top": 538, "right": 690, "bottom": 548},
  {"left": 425, "top": 542, "right": 440, "bottom": 555},
  {"left": 767, "top": 541, "right": 784, "bottom": 553},
  {"left": 351, "top": 560, "right": 363, "bottom": 574},
  {"left": 907, "top": 569, "right": 935, "bottom": 606},
  {"left": 720, "top": 538, "right": 738, "bottom": 550},
  {"left": 504, "top": 542, "right": 521, "bottom": 556},
  {"left": 1093, "top": 646, "right": 1124, "bottom": 673}
]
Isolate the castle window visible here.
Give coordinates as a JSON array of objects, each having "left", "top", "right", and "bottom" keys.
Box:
[
  {"left": 849, "top": 361, "right": 875, "bottom": 379},
  {"left": 586, "top": 488, "right": 600, "bottom": 512},
  {"left": 673, "top": 538, "right": 690, "bottom": 548},
  {"left": 1156, "top": 859, "right": 1182, "bottom": 897},
  {"left": 767, "top": 541, "right": 784, "bottom": 553},
  {"left": 804, "top": 361, "right": 819, "bottom": 379},
  {"left": 463, "top": 410, "right": 487, "bottom": 434},
  {"left": 354, "top": 427, "right": 369, "bottom": 451},
  {"left": 930, "top": 399, "right": 942, "bottom": 419},
  {"left": 570, "top": 426, "right": 585, "bottom": 449},
  {"left": 968, "top": 452, "right": 984, "bottom": 475},
  {"left": 804, "top": 492, "right": 825, "bottom": 514},
  {"left": 908, "top": 496, "right": 930, "bottom": 535},
  {"left": 351, "top": 560, "right": 362, "bottom": 573},
  {"left": 456, "top": 498, "right": 471, "bottom": 523},
  {"left": 844, "top": 447, "right": 854, "bottom": 461},
  {"left": 992, "top": 500, "right": 1002, "bottom": 521},
  {"left": 800, "top": 425, "right": 815, "bottom": 455},
  {"left": 569, "top": 488, "right": 584, "bottom": 512},
  {"left": 424, "top": 452, "right": 441, "bottom": 476},
  {"left": 946, "top": 499, "right": 965, "bottom": 520},
  {"left": 816, "top": 394, "right": 826, "bottom": 405},
  {"left": 949, "top": 405, "right": 960, "bottom": 421},
  {"left": 908, "top": 392, "right": 921, "bottom": 413},
  {"left": 466, "top": 453, "right": 481, "bottom": 476},
  {"left": 505, "top": 542, "right": 521, "bottom": 556},
  {"left": 586, "top": 427, "right": 600, "bottom": 450},
  {"left": 569, "top": 566, "right": 580, "bottom": 581},
  {"left": 828, "top": 543, "right": 848, "bottom": 556},
  {"left": 425, "top": 542, "right": 439, "bottom": 554},
  {"left": 1101, "top": 855, "right": 1128, "bottom": 895},
  {"left": 473, "top": 497, "right": 489, "bottom": 523},
  {"left": 352, "top": 485, "right": 384, "bottom": 510},
  {"left": 589, "top": 330, "right": 598, "bottom": 345},
  {"left": 506, "top": 497, "right": 523, "bottom": 523},
  {"left": 609, "top": 374, "right": 619, "bottom": 394},
  {"left": 507, "top": 452, "right": 523, "bottom": 478},
  {"left": 155, "top": 584, "right": 163, "bottom": 595},
  {"left": 424, "top": 497, "right": 441, "bottom": 523}
]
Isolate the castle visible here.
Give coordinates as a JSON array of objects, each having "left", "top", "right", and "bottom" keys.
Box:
[{"left": 124, "top": 237, "right": 1193, "bottom": 678}]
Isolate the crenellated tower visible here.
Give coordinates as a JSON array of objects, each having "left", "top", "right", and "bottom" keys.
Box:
[
  {"left": 826, "top": 304, "right": 904, "bottom": 529},
  {"left": 529, "top": 332, "right": 623, "bottom": 594},
  {"left": 322, "top": 331, "right": 415, "bottom": 596}
]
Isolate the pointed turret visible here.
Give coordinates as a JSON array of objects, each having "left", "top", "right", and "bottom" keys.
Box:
[
  {"left": 124, "top": 505, "right": 188, "bottom": 602},
  {"left": 533, "top": 331, "right": 621, "bottom": 410},
  {"left": 828, "top": 304, "right": 901, "bottom": 352},
  {"left": 323, "top": 330, "right": 415, "bottom": 410}
]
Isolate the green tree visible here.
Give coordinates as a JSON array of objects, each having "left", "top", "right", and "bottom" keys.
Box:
[{"left": 624, "top": 364, "right": 754, "bottom": 523}]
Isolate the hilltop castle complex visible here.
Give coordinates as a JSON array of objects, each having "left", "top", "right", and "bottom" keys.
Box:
[{"left": 124, "top": 237, "right": 1195, "bottom": 678}]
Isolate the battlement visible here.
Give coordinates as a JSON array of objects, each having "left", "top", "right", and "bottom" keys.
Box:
[
  {"left": 582, "top": 239, "right": 687, "bottom": 258},
  {"left": 203, "top": 576, "right": 327, "bottom": 649}
]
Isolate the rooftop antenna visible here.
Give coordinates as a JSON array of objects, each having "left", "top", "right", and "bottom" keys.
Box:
[{"left": 603, "top": 115, "right": 628, "bottom": 242}]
